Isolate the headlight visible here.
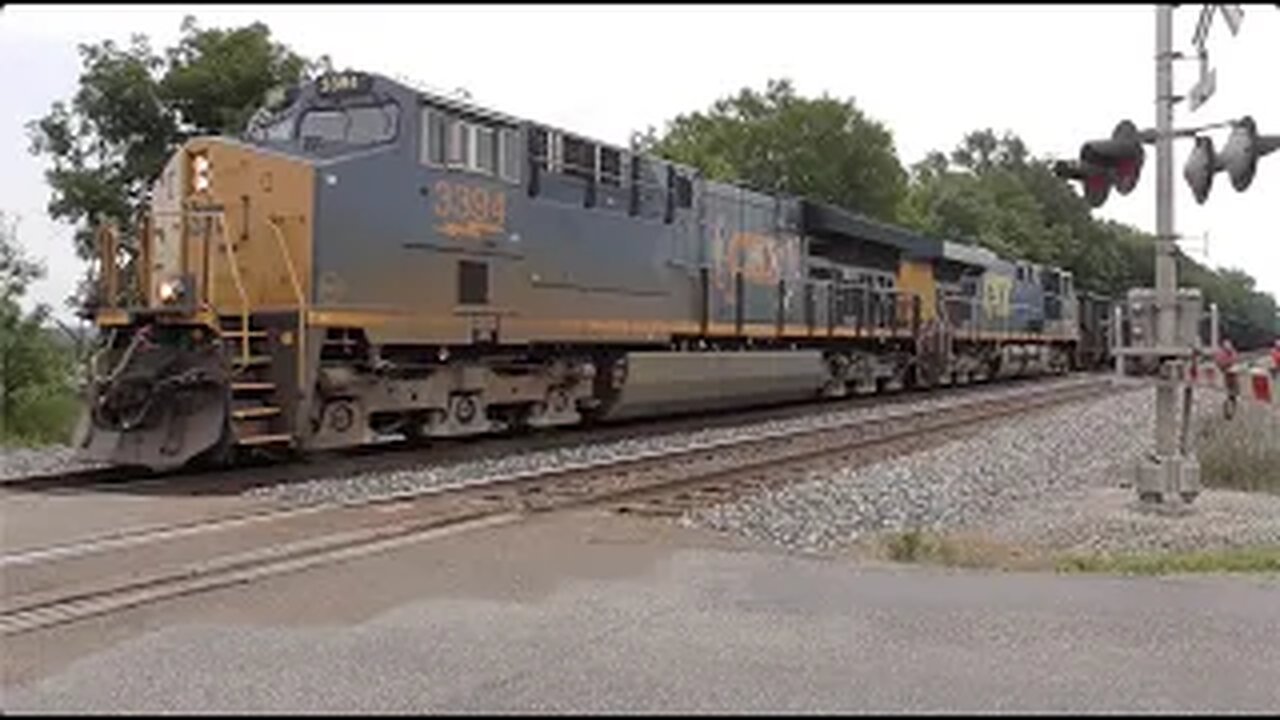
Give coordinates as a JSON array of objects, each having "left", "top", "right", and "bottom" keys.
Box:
[
  {"left": 158, "top": 278, "right": 185, "bottom": 304},
  {"left": 192, "top": 153, "right": 212, "bottom": 193}
]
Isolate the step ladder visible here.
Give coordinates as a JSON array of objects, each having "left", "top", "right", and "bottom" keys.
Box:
[{"left": 220, "top": 315, "right": 293, "bottom": 448}]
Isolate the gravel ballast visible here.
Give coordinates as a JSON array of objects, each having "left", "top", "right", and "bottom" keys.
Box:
[
  {"left": 685, "top": 384, "right": 1280, "bottom": 557},
  {"left": 241, "top": 377, "right": 1102, "bottom": 508},
  {"left": 0, "top": 446, "right": 104, "bottom": 483}
]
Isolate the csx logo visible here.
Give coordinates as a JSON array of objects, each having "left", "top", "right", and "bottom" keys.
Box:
[
  {"left": 984, "top": 275, "right": 1013, "bottom": 318},
  {"left": 432, "top": 180, "right": 506, "bottom": 241}
]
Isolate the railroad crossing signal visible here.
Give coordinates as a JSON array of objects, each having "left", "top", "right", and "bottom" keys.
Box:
[
  {"left": 1188, "top": 4, "right": 1244, "bottom": 112},
  {"left": 1054, "top": 120, "right": 1146, "bottom": 208},
  {"left": 1184, "top": 135, "right": 1218, "bottom": 204},
  {"left": 1183, "top": 116, "right": 1280, "bottom": 204},
  {"left": 1220, "top": 116, "right": 1280, "bottom": 191},
  {"left": 1052, "top": 159, "right": 1111, "bottom": 207}
]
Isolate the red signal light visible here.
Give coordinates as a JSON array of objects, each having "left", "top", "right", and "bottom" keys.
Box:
[
  {"left": 1079, "top": 120, "right": 1145, "bottom": 197},
  {"left": 1083, "top": 171, "right": 1111, "bottom": 208},
  {"left": 1054, "top": 159, "right": 1113, "bottom": 208}
]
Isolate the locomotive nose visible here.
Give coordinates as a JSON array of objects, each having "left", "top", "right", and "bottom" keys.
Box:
[
  {"left": 148, "top": 137, "right": 316, "bottom": 313},
  {"left": 76, "top": 137, "right": 317, "bottom": 471}
]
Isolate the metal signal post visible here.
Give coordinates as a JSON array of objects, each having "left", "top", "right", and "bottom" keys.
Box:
[
  {"left": 1143, "top": 4, "right": 1194, "bottom": 506},
  {"left": 1141, "top": 3, "right": 1261, "bottom": 506}
]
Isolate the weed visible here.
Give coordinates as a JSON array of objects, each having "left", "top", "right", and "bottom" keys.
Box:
[
  {"left": 1055, "top": 546, "right": 1280, "bottom": 575},
  {"left": 886, "top": 528, "right": 926, "bottom": 562},
  {"left": 1196, "top": 399, "right": 1280, "bottom": 494},
  {"left": 879, "top": 529, "right": 1280, "bottom": 577}
]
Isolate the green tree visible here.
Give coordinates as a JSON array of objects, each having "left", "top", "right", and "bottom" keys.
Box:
[
  {"left": 1181, "top": 259, "right": 1279, "bottom": 349},
  {"left": 903, "top": 129, "right": 1069, "bottom": 267},
  {"left": 640, "top": 79, "right": 909, "bottom": 223},
  {"left": 26, "top": 16, "right": 327, "bottom": 302},
  {"left": 0, "top": 213, "right": 81, "bottom": 445}
]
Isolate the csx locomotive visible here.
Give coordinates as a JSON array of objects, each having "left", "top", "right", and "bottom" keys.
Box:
[{"left": 77, "top": 71, "right": 1112, "bottom": 471}]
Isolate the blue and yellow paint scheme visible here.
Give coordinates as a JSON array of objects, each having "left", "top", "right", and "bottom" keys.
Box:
[{"left": 77, "top": 70, "right": 1088, "bottom": 471}]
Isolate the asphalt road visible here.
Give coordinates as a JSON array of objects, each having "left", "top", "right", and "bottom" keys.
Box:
[{"left": 3, "top": 512, "right": 1279, "bottom": 714}]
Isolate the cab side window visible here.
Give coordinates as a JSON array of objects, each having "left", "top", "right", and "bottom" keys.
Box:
[{"left": 421, "top": 105, "right": 519, "bottom": 183}]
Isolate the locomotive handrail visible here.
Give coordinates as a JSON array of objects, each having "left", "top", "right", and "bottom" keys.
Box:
[
  {"left": 202, "top": 214, "right": 215, "bottom": 311},
  {"left": 217, "top": 214, "right": 253, "bottom": 368},
  {"left": 107, "top": 205, "right": 306, "bottom": 395},
  {"left": 137, "top": 212, "right": 152, "bottom": 308},
  {"left": 267, "top": 217, "right": 307, "bottom": 398},
  {"left": 150, "top": 207, "right": 244, "bottom": 323},
  {"left": 95, "top": 224, "right": 120, "bottom": 310},
  {"left": 91, "top": 218, "right": 157, "bottom": 311}
]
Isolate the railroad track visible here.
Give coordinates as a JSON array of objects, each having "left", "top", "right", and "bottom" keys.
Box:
[
  {"left": 2, "top": 373, "right": 1100, "bottom": 573},
  {"left": 1, "top": 373, "right": 1090, "bottom": 495},
  {"left": 0, "top": 376, "right": 1119, "bottom": 637}
]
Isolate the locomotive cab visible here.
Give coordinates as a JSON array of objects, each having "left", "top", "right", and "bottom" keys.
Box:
[{"left": 245, "top": 73, "right": 403, "bottom": 159}]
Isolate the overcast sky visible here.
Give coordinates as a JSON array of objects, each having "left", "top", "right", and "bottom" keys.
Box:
[{"left": 3, "top": 4, "right": 1277, "bottom": 322}]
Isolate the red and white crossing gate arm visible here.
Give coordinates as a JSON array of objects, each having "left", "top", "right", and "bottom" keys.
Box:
[{"left": 1186, "top": 362, "right": 1277, "bottom": 408}]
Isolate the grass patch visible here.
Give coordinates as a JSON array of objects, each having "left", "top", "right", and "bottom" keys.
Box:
[
  {"left": 1197, "top": 400, "right": 1280, "bottom": 494},
  {"left": 879, "top": 529, "right": 1046, "bottom": 570},
  {"left": 0, "top": 386, "right": 80, "bottom": 448},
  {"left": 1055, "top": 546, "right": 1280, "bottom": 576},
  {"left": 879, "top": 529, "right": 1280, "bottom": 576},
  {"left": 884, "top": 528, "right": 928, "bottom": 562}
]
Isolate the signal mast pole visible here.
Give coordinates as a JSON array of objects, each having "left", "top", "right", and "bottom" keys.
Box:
[{"left": 1152, "top": 4, "right": 1182, "bottom": 494}]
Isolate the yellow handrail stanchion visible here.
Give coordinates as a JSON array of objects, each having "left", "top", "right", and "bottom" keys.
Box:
[
  {"left": 98, "top": 224, "right": 119, "bottom": 309},
  {"left": 268, "top": 218, "right": 307, "bottom": 396},
  {"left": 219, "top": 215, "right": 252, "bottom": 368},
  {"left": 137, "top": 213, "right": 153, "bottom": 307}
]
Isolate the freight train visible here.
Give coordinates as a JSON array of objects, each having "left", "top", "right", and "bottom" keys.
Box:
[{"left": 76, "top": 71, "right": 1113, "bottom": 471}]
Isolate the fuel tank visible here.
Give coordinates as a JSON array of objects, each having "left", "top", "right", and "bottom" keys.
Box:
[{"left": 598, "top": 350, "right": 830, "bottom": 421}]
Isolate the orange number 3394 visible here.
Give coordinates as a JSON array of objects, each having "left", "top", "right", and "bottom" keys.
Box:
[{"left": 432, "top": 180, "right": 506, "bottom": 229}]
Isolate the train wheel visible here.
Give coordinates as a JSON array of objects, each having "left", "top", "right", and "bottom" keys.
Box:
[{"left": 402, "top": 418, "right": 430, "bottom": 446}]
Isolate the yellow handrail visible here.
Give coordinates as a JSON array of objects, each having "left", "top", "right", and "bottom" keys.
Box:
[
  {"left": 151, "top": 208, "right": 226, "bottom": 320},
  {"left": 218, "top": 218, "right": 252, "bottom": 368},
  {"left": 137, "top": 212, "right": 152, "bottom": 308},
  {"left": 97, "top": 224, "right": 119, "bottom": 309},
  {"left": 267, "top": 217, "right": 307, "bottom": 396}
]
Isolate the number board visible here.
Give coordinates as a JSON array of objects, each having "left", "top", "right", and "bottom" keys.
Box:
[
  {"left": 317, "top": 72, "right": 373, "bottom": 98},
  {"left": 432, "top": 180, "right": 507, "bottom": 241}
]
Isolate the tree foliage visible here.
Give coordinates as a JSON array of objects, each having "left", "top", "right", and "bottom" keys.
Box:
[
  {"left": 0, "top": 213, "right": 81, "bottom": 445},
  {"left": 1179, "top": 261, "right": 1279, "bottom": 350},
  {"left": 640, "top": 79, "right": 908, "bottom": 223},
  {"left": 26, "top": 16, "right": 326, "bottom": 267}
]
